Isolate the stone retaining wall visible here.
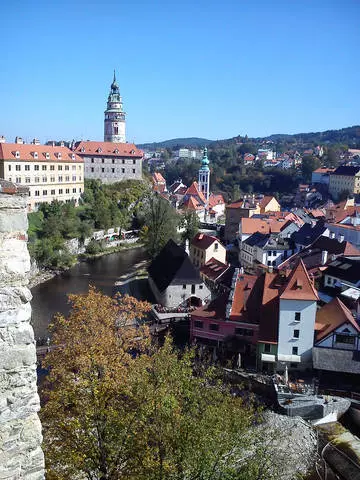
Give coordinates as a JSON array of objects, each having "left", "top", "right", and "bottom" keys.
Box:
[{"left": 0, "top": 181, "right": 45, "bottom": 479}]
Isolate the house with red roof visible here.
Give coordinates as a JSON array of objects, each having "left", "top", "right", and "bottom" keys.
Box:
[
  {"left": 73, "top": 140, "right": 143, "bottom": 184},
  {"left": 313, "top": 297, "right": 360, "bottom": 375},
  {"left": 151, "top": 172, "right": 167, "bottom": 193},
  {"left": 0, "top": 140, "right": 84, "bottom": 211},
  {"left": 191, "top": 259, "right": 320, "bottom": 372},
  {"left": 190, "top": 233, "right": 226, "bottom": 268}
]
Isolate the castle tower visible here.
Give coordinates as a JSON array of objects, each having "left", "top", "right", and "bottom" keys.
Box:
[
  {"left": 198, "top": 147, "right": 210, "bottom": 202},
  {"left": 104, "top": 71, "right": 126, "bottom": 143}
]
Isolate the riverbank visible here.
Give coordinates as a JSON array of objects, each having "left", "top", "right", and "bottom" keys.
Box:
[{"left": 28, "top": 242, "right": 145, "bottom": 289}]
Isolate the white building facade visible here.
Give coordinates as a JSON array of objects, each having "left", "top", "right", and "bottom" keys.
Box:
[{"left": 74, "top": 141, "right": 143, "bottom": 183}]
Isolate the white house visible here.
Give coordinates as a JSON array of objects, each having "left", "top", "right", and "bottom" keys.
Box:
[
  {"left": 148, "top": 239, "right": 210, "bottom": 308},
  {"left": 277, "top": 260, "right": 319, "bottom": 369}
]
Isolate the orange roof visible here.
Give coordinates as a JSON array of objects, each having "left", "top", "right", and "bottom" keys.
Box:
[
  {"left": 241, "top": 218, "right": 284, "bottom": 234},
  {"left": 259, "top": 196, "right": 277, "bottom": 209},
  {"left": 73, "top": 141, "right": 143, "bottom": 158},
  {"left": 185, "top": 181, "right": 206, "bottom": 204},
  {"left": 0, "top": 143, "right": 83, "bottom": 163},
  {"left": 152, "top": 172, "right": 166, "bottom": 184},
  {"left": 343, "top": 242, "right": 360, "bottom": 256},
  {"left": 183, "top": 196, "right": 204, "bottom": 211},
  {"left": 230, "top": 274, "right": 257, "bottom": 320},
  {"left": 313, "top": 168, "right": 335, "bottom": 174},
  {"left": 280, "top": 259, "right": 319, "bottom": 301},
  {"left": 258, "top": 273, "right": 280, "bottom": 343},
  {"left": 315, "top": 297, "right": 360, "bottom": 342},
  {"left": 208, "top": 193, "right": 225, "bottom": 208}
]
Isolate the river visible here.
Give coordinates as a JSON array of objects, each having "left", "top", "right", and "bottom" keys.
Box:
[{"left": 30, "top": 247, "right": 151, "bottom": 342}]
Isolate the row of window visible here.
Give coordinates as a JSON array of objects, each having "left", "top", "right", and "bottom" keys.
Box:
[
  {"left": 14, "top": 152, "right": 77, "bottom": 160},
  {"left": 34, "top": 187, "right": 82, "bottom": 196},
  {"left": 89, "top": 167, "right": 137, "bottom": 174},
  {"left": 263, "top": 344, "right": 299, "bottom": 355},
  {"left": 9, "top": 164, "right": 81, "bottom": 171},
  {"left": 11, "top": 176, "right": 81, "bottom": 184},
  {"left": 89, "top": 158, "right": 137, "bottom": 165}
]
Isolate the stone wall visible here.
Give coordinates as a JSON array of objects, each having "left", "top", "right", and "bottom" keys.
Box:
[{"left": 0, "top": 180, "right": 45, "bottom": 479}]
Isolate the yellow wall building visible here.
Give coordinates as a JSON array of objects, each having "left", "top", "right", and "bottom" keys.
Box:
[
  {"left": 329, "top": 166, "right": 360, "bottom": 200},
  {"left": 0, "top": 141, "right": 84, "bottom": 211}
]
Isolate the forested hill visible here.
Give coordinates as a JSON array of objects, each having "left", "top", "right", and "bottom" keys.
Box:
[
  {"left": 137, "top": 137, "right": 212, "bottom": 149},
  {"left": 139, "top": 126, "right": 360, "bottom": 150},
  {"left": 209, "top": 125, "right": 360, "bottom": 149}
]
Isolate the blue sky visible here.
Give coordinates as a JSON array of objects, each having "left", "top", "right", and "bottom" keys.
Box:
[{"left": 1, "top": 0, "right": 359, "bottom": 144}]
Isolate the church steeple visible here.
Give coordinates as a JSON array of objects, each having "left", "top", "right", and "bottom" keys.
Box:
[
  {"left": 198, "top": 147, "right": 210, "bottom": 202},
  {"left": 104, "top": 71, "right": 126, "bottom": 143}
]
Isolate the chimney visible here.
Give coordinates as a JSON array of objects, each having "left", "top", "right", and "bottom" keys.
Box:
[
  {"left": 329, "top": 231, "right": 335, "bottom": 239},
  {"left": 31, "top": 138, "right": 40, "bottom": 145},
  {"left": 0, "top": 135, "right": 6, "bottom": 143},
  {"left": 338, "top": 234, "right": 345, "bottom": 243},
  {"left": 321, "top": 250, "right": 328, "bottom": 265},
  {"left": 15, "top": 136, "right": 23, "bottom": 144}
]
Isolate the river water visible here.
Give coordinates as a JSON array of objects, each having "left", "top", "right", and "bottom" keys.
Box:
[{"left": 30, "top": 247, "right": 150, "bottom": 342}]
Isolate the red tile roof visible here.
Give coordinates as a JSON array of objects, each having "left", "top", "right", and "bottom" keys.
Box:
[
  {"left": 0, "top": 143, "right": 83, "bottom": 163},
  {"left": 191, "top": 233, "right": 220, "bottom": 250},
  {"left": 259, "top": 196, "right": 277, "bottom": 210},
  {"left": 313, "top": 168, "right": 335, "bottom": 174},
  {"left": 208, "top": 193, "right": 225, "bottom": 208},
  {"left": 315, "top": 297, "right": 360, "bottom": 342},
  {"left": 258, "top": 273, "right": 280, "bottom": 343},
  {"left": 152, "top": 172, "right": 166, "bottom": 184},
  {"left": 191, "top": 293, "right": 228, "bottom": 320},
  {"left": 200, "top": 258, "right": 230, "bottom": 282},
  {"left": 182, "top": 196, "right": 204, "bottom": 211},
  {"left": 73, "top": 141, "right": 143, "bottom": 158},
  {"left": 280, "top": 259, "right": 319, "bottom": 301},
  {"left": 185, "top": 181, "right": 206, "bottom": 204},
  {"left": 240, "top": 217, "right": 285, "bottom": 234},
  {"left": 229, "top": 273, "right": 260, "bottom": 323}
]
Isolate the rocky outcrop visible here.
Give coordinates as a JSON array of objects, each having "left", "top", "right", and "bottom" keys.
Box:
[{"left": 0, "top": 180, "right": 44, "bottom": 479}]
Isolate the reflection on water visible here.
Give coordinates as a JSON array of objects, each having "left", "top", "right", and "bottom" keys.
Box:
[{"left": 31, "top": 248, "right": 149, "bottom": 340}]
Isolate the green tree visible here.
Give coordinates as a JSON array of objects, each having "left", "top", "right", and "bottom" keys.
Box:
[
  {"left": 301, "top": 155, "right": 321, "bottom": 182},
  {"left": 140, "top": 194, "right": 179, "bottom": 258},
  {"left": 179, "top": 210, "right": 199, "bottom": 243}
]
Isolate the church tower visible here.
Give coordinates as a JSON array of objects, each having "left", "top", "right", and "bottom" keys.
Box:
[
  {"left": 104, "top": 71, "right": 126, "bottom": 143},
  {"left": 198, "top": 147, "right": 210, "bottom": 202}
]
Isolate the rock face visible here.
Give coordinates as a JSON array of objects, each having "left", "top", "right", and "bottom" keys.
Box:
[{"left": 0, "top": 181, "right": 45, "bottom": 479}]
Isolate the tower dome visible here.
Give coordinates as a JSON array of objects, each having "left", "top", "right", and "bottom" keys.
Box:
[
  {"left": 200, "top": 147, "right": 210, "bottom": 171},
  {"left": 104, "top": 70, "right": 126, "bottom": 143},
  {"left": 198, "top": 146, "right": 210, "bottom": 201}
]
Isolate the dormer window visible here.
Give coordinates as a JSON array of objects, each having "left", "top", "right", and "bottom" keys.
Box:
[
  {"left": 114, "top": 149, "right": 119, "bottom": 154},
  {"left": 81, "top": 147, "right": 85, "bottom": 153},
  {"left": 130, "top": 150, "right": 135, "bottom": 154},
  {"left": 45, "top": 152, "right": 50, "bottom": 159},
  {"left": 33, "top": 152, "right": 38, "bottom": 159},
  {"left": 15, "top": 151, "right": 20, "bottom": 158},
  {"left": 97, "top": 147, "right": 102, "bottom": 153},
  {"left": 71, "top": 154, "right": 75, "bottom": 160},
  {"left": 57, "top": 152, "right": 62, "bottom": 159}
]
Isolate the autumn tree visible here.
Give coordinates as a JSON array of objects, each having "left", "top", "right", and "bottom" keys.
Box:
[
  {"left": 41, "top": 288, "right": 151, "bottom": 480},
  {"left": 41, "top": 288, "right": 296, "bottom": 480}
]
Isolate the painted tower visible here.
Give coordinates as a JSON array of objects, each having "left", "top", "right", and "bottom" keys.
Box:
[
  {"left": 104, "top": 71, "right": 126, "bottom": 143},
  {"left": 198, "top": 146, "right": 210, "bottom": 202}
]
